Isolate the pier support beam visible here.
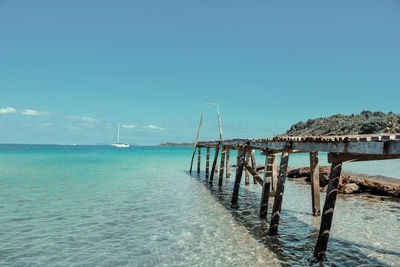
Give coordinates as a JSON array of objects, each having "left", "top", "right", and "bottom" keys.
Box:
[
  {"left": 206, "top": 147, "right": 210, "bottom": 179},
  {"left": 268, "top": 148, "right": 290, "bottom": 235},
  {"left": 260, "top": 153, "right": 272, "bottom": 218},
  {"left": 245, "top": 150, "right": 251, "bottom": 185},
  {"left": 271, "top": 154, "right": 278, "bottom": 191},
  {"left": 209, "top": 142, "right": 220, "bottom": 184},
  {"left": 310, "top": 152, "right": 321, "bottom": 216},
  {"left": 218, "top": 147, "right": 226, "bottom": 185},
  {"left": 226, "top": 149, "right": 231, "bottom": 178},
  {"left": 250, "top": 150, "right": 257, "bottom": 184},
  {"left": 197, "top": 147, "right": 201, "bottom": 174},
  {"left": 232, "top": 144, "right": 248, "bottom": 206},
  {"left": 314, "top": 162, "right": 342, "bottom": 260}
]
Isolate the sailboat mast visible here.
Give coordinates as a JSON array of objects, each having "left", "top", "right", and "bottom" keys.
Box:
[{"left": 117, "top": 123, "right": 120, "bottom": 143}]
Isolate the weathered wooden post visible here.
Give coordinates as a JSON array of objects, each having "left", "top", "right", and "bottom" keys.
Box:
[
  {"left": 271, "top": 154, "right": 278, "bottom": 191},
  {"left": 231, "top": 144, "right": 248, "bottom": 205},
  {"left": 260, "top": 152, "right": 272, "bottom": 218},
  {"left": 310, "top": 152, "right": 321, "bottom": 216},
  {"left": 314, "top": 162, "right": 342, "bottom": 260},
  {"left": 250, "top": 150, "right": 257, "bottom": 184},
  {"left": 268, "top": 147, "right": 290, "bottom": 235},
  {"left": 218, "top": 147, "right": 226, "bottom": 185},
  {"left": 197, "top": 147, "right": 201, "bottom": 174},
  {"left": 245, "top": 150, "right": 251, "bottom": 185},
  {"left": 226, "top": 149, "right": 231, "bottom": 178},
  {"left": 209, "top": 142, "right": 220, "bottom": 184},
  {"left": 206, "top": 147, "right": 210, "bottom": 179}
]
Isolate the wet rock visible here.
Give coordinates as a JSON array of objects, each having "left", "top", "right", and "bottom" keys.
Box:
[
  {"left": 286, "top": 167, "right": 400, "bottom": 198},
  {"left": 287, "top": 166, "right": 331, "bottom": 186},
  {"left": 339, "top": 183, "right": 359, "bottom": 194}
]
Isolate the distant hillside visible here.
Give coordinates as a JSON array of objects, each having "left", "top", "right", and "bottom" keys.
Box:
[
  {"left": 285, "top": 111, "right": 400, "bottom": 136},
  {"left": 159, "top": 142, "right": 194, "bottom": 147}
]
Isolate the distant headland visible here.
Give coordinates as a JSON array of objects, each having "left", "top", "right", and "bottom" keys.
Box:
[
  {"left": 285, "top": 110, "right": 400, "bottom": 136},
  {"left": 159, "top": 142, "right": 194, "bottom": 147}
]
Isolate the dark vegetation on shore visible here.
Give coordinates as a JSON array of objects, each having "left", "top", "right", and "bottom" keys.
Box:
[
  {"left": 285, "top": 110, "right": 400, "bottom": 136},
  {"left": 159, "top": 142, "right": 194, "bottom": 147}
]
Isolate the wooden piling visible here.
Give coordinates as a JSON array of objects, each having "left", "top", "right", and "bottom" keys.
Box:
[
  {"left": 250, "top": 150, "right": 257, "bottom": 184},
  {"left": 314, "top": 162, "right": 342, "bottom": 260},
  {"left": 197, "top": 147, "right": 201, "bottom": 174},
  {"left": 232, "top": 144, "right": 248, "bottom": 205},
  {"left": 243, "top": 162, "right": 263, "bottom": 184},
  {"left": 206, "top": 147, "right": 210, "bottom": 178},
  {"left": 209, "top": 142, "right": 220, "bottom": 183},
  {"left": 218, "top": 147, "right": 226, "bottom": 185},
  {"left": 310, "top": 152, "right": 321, "bottom": 216},
  {"left": 245, "top": 150, "right": 251, "bottom": 185},
  {"left": 271, "top": 154, "right": 278, "bottom": 191},
  {"left": 268, "top": 148, "right": 290, "bottom": 235},
  {"left": 226, "top": 149, "right": 231, "bottom": 178},
  {"left": 260, "top": 153, "right": 271, "bottom": 218}
]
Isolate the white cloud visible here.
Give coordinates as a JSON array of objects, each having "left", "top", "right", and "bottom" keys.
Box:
[
  {"left": 67, "top": 116, "right": 98, "bottom": 122},
  {"left": 122, "top": 124, "right": 136, "bottom": 129},
  {"left": 0, "top": 107, "right": 17, "bottom": 114},
  {"left": 144, "top": 124, "right": 165, "bottom": 130},
  {"left": 81, "top": 117, "right": 97, "bottom": 122},
  {"left": 20, "top": 109, "right": 49, "bottom": 116}
]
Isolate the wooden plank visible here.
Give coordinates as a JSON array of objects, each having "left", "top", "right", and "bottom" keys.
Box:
[
  {"left": 197, "top": 147, "right": 201, "bottom": 174},
  {"left": 198, "top": 139, "right": 400, "bottom": 155},
  {"left": 328, "top": 152, "right": 400, "bottom": 163},
  {"left": 206, "top": 147, "right": 210, "bottom": 179},
  {"left": 218, "top": 147, "right": 226, "bottom": 185},
  {"left": 310, "top": 152, "right": 321, "bottom": 216},
  {"left": 268, "top": 147, "right": 290, "bottom": 235},
  {"left": 243, "top": 162, "right": 263, "bottom": 185},
  {"left": 260, "top": 154, "right": 272, "bottom": 218},
  {"left": 226, "top": 149, "right": 231, "bottom": 178},
  {"left": 209, "top": 142, "right": 220, "bottom": 184},
  {"left": 245, "top": 150, "right": 251, "bottom": 185},
  {"left": 232, "top": 144, "right": 248, "bottom": 206},
  {"left": 314, "top": 162, "right": 342, "bottom": 260}
]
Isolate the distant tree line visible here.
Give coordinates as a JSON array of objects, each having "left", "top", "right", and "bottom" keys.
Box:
[{"left": 285, "top": 111, "right": 400, "bottom": 136}]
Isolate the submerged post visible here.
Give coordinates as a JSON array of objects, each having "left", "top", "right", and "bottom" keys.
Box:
[
  {"left": 206, "top": 147, "right": 210, "bottom": 179},
  {"left": 197, "top": 147, "right": 201, "bottom": 174},
  {"left": 271, "top": 154, "right": 278, "bottom": 191},
  {"left": 232, "top": 144, "right": 248, "bottom": 206},
  {"left": 251, "top": 150, "right": 257, "bottom": 184},
  {"left": 209, "top": 142, "right": 220, "bottom": 183},
  {"left": 226, "top": 149, "right": 231, "bottom": 178},
  {"left": 245, "top": 150, "right": 251, "bottom": 185},
  {"left": 314, "top": 162, "right": 342, "bottom": 260},
  {"left": 310, "top": 152, "right": 321, "bottom": 216},
  {"left": 260, "top": 153, "right": 272, "bottom": 218},
  {"left": 218, "top": 147, "right": 226, "bottom": 185},
  {"left": 268, "top": 147, "right": 290, "bottom": 235}
]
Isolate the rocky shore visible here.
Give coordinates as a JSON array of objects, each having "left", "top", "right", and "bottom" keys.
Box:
[
  {"left": 250, "top": 164, "right": 400, "bottom": 198},
  {"left": 286, "top": 166, "right": 400, "bottom": 198}
]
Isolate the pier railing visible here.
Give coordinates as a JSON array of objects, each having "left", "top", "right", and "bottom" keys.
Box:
[{"left": 190, "top": 134, "right": 400, "bottom": 260}]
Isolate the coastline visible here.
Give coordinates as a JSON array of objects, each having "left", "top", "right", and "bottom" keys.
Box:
[{"left": 286, "top": 166, "right": 400, "bottom": 198}]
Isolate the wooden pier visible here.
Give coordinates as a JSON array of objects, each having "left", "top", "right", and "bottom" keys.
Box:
[{"left": 189, "top": 133, "right": 400, "bottom": 260}]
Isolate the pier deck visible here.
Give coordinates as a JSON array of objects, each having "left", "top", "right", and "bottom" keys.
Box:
[{"left": 190, "top": 134, "right": 400, "bottom": 260}]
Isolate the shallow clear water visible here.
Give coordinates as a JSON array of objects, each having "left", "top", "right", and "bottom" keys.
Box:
[{"left": 0, "top": 145, "right": 399, "bottom": 266}]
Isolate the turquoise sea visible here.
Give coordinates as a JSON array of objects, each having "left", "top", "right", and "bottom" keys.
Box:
[{"left": 0, "top": 145, "right": 399, "bottom": 266}]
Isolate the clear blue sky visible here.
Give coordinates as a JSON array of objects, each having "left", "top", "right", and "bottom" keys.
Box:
[{"left": 1, "top": 0, "right": 399, "bottom": 145}]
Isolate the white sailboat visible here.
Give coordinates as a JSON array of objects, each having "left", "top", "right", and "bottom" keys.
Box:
[{"left": 111, "top": 123, "right": 130, "bottom": 148}]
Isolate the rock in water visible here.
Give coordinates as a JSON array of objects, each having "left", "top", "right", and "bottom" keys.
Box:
[{"left": 339, "top": 183, "right": 360, "bottom": 194}]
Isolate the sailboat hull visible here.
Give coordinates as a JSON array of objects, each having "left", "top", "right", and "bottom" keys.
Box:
[{"left": 111, "top": 143, "right": 130, "bottom": 148}]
